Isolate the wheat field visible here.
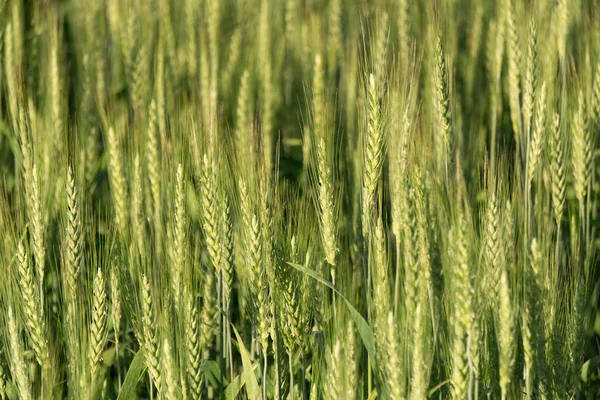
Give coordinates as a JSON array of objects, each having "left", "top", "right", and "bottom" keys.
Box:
[{"left": 0, "top": 0, "right": 599, "bottom": 399}]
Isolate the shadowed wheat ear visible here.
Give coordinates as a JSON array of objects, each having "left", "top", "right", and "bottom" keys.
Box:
[
  {"left": 434, "top": 35, "right": 452, "bottom": 174},
  {"left": 449, "top": 217, "right": 474, "bottom": 399},
  {"left": 131, "top": 154, "right": 146, "bottom": 257},
  {"left": 89, "top": 268, "right": 108, "bottom": 385},
  {"left": 162, "top": 338, "right": 179, "bottom": 399},
  {"left": 593, "top": 58, "right": 600, "bottom": 124},
  {"left": 571, "top": 92, "right": 593, "bottom": 211},
  {"left": 497, "top": 266, "right": 514, "bottom": 400},
  {"left": 16, "top": 240, "right": 49, "bottom": 369},
  {"left": 110, "top": 262, "right": 121, "bottom": 383},
  {"left": 239, "top": 179, "right": 263, "bottom": 304},
  {"left": 522, "top": 21, "right": 537, "bottom": 138},
  {"left": 200, "top": 266, "right": 219, "bottom": 353},
  {"left": 141, "top": 274, "right": 162, "bottom": 393},
  {"left": 527, "top": 82, "right": 546, "bottom": 186},
  {"left": 313, "top": 54, "right": 338, "bottom": 271},
  {"left": 482, "top": 190, "right": 501, "bottom": 302},
  {"left": 0, "top": 352, "right": 5, "bottom": 400},
  {"left": 506, "top": 0, "right": 522, "bottom": 140},
  {"left": 220, "top": 193, "right": 235, "bottom": 306},
  {"left": 344, "top": 321, "right": 358, "bottom": 399},
  {"left": 527, "top": 238, "right": 549, "bottom": 393},
  {"left": 362, "top": 73, "right": 385, "bottom": 237},
  {"left": 28, "top": 164, "right": 46, "bottom": 289},
  {"left": 556, "top": 0, "right": 568, "bottom": 62},
  {"left": 384, "top": 311, "right": 403, "bottom": 400},
  {"left": 397, "top": 0, "right": 409, "bottom": 64},
  {"left": 259, "top": 0, "right": 274, "bottom": 172},
  {"left": 550, "top": 113, "right": 565, "bottom": 226},
  {"left": 317, "top": 137, "right": 338, "bottom": 270},
  {"left": 65, "top": 165, "right": 82, "bottom": 300},
  {"left": 185, "top": 297, "right": 202, "bottom": 399},
  {"left": 235, "top": 69, "right": 252, "bottom": 168},
  {"left": 107, "top": 127, "right": 128, "bottom": 237},
  {"left": 325, "top": 340, "right": 343, "bottom": 398},
  {"left": 201, "top": 155, "right": 222, "bottom": 273},
  {"left": 147, "top": 99, "right": 161, "bottom": 247},
  {"left": 170, "top": 164, "right": 186, "bottom": 312},
  {"left": 64, "top": 165, "right": 82, "bottom": 388},
  {"left": 7, "top": 307, "right": 32, "bottom": 400},
  {"left": 372, "top": 218, "right": 390, "bottom": 334}
]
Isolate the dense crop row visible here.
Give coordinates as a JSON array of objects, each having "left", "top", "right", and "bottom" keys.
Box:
[{"left": 0, "top": 0, "right": 599, "bottom": 399}]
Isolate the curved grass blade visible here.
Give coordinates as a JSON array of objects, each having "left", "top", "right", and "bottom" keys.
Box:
[
  {"left": 287, "top": 262, "right": 377, "bottom": 370},
  {"left": 232, "top": 324, "right": 261, "bottom": 400},
  {"left": 116, "top": 350, "right": 147, "bottom": 400}
]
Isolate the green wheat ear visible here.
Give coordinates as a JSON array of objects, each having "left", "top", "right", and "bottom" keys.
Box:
[
  {"left": 550, "top": 113, "right": 565, "bottom": 226},
  {"left": 362, "top": 73, "right": 385, "bottom": 237},
  {"left": 89, "top": 268, "right": 108, "bottom": 385},
  {"left": 16, "top": 240, "right": 49, "bottom": 369},
  {"left": 434, "top": 35, "right": 452, "bottom": 175},
  {"left": 7, "top": 306, "right": 32, "bottom": 400},
  {"left": 140, "top": 274, "right": 162, "bottom": 394},
  {"left": 506, "top": 0, "right": 522, "bottom": 141}
]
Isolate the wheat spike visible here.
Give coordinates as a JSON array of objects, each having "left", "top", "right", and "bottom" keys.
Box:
[
  {"left": 571, "top": 92, "right": 592, "bottom": 210},
  {"left": 90, "top": 268, "right": 108, "bottom": 384},
  {"left": 497, "top": 267, "right": 514, "bottom": 400},
  {"left": 527, "top": 82, "right": 547, "bottom": 185},
  {"left": 170, "top": 164, "right": 186, "bottom": 312},
  {"left": 450, "top": 217, "right": 473, "bottom": 399},
  {"left": 141, "top": 274, "right": 162, "bottom": 393},
  {"left": 522, "top": 21, "right": 537, "bottom": 138},
  {"left": 434, "top": 35, "right": 452, "bottom": 172},
  {"left": 28, "top": 164, "right": 46, "bottom": 289},
  {"left": 593, "top": 59, "right": 600, "bottom": 125},
  {"left": 65, "top": 165, "right": 82, "bottom": 299},
  {"left": 506, "top": 0, "right": 522, "bottom": 139},
  {"left": 317, "top": 137, "right": 338, "bottom": 269},
  {"left": 201, "top": 155, "right": 222, "bottom": 273},
  {"left": 162, "top": 338, "right": 179, "bottom": 400},
  {"left": 362, "top": 74, "right": 385, "bottom": 236},
  {"left": 7, "top": 307, "right": 32, "bottom": 400},
  {"left": 185, "top": 298, "right": 202, "bottom": 399},
  {"left": 107, "top": 127, "right": 128, "bottom": 236},
  {"left": 16, "top": 240, "right": 49, "bottom": 368},
  {"left": 550, "top": 113, "right": 565, "bottom": 225}
]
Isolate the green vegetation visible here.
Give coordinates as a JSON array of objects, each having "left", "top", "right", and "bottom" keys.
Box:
[{"left": 0, "top": 0, "right": 599, "bottom": 398}]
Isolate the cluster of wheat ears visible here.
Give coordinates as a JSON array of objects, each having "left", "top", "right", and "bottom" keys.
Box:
[{"left": 1, "top": 0, "right": 600, "bottom": 399}]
